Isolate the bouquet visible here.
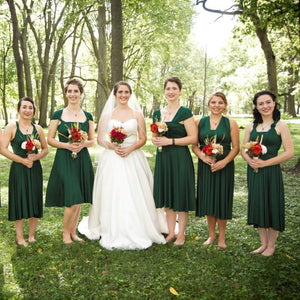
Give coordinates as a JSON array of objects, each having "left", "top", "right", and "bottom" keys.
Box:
[
  {"left": 60, "top": 123, "right": 88, "bottom": 158},
  {"left": 109, "top": 127, "right": 128, "bottom": 145},
  {"left": 202, "top": 135, "right": 223, "bottom": 159},
  {"left": 242, "top": 135, "right": 267, "bottom": 173},
  {"left": 150, "top": 118, "right": 168, "bottom": 152},
  {"left": 21, "top": 134, "right": 41, "bottom": 155}
]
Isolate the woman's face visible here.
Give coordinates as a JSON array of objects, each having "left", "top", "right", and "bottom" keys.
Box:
[
  {"left": 66, "top": 84, "right": 82, "bottom": 104},
  {"left": 256, "top": 94, "right": 275, "bottom": 117},
  {"left": 19, "top": 100, "right": 34, "bottom": 120},
  {"left": 115, "top": 85, "right": 131, "bottom": 105},
  {"left": 164, "top": 81, "right": 181, "bottom": 102},
  {"left": 208, "top": 96, "right": 226, "bottom": 115}
]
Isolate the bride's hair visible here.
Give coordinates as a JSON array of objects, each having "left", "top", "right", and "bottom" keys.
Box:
[{"left": 113, "top": 81, "right": 132, "bottom": 95}]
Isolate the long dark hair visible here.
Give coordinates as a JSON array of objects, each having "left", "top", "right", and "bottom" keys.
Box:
[{"left": 253, "top": 90, "right": 280, "bottom": 123}]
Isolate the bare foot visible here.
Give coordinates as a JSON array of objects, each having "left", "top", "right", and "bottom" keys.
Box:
[
  {"left": 16, "top": 239, "right": 28, "bottom": 247},
  {"left": 261, "top": 246, "right": 275, "bottom": 257},
  {"left": 250, "top": 246, "right": 267, "bottom": 254},
  {"left": 62, "top": 232, "right": 73, "bottom": 245},
  {"left": 165, "top": 235, "right": 175, "bottom": 243},
  {"left": 174, "top": 238, "right": 185, "bottom": 246},
  {"left": 218, "top": 241, "right": 227, "bottom": 249},
  {"left": 203, "top": 237, "right": 216, "bottom": 246},
  {"left": 71, "top": 235, "right": 85, "bottom": 242},
  {"left": 28, "top": 237, "right": 36, "bottom": 244}
]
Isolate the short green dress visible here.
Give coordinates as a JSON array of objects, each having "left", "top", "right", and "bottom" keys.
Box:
[
  {"left": 9, "top": 122, "right": 43, "bottom": 221},
  {"left": 46, "top": 110, "right": 94, "bottom": 207},
  {"left": 247, "top": 120, "right": 285, "bottom": 231},
  {"left": 196, "top": 116, "right": 234, "bottom": 219},
  {"left": 153, "top": 107, "right": 195, "bottom": 212}
]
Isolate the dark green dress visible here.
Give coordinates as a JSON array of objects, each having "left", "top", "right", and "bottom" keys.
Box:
[
  {"left": 196, "top": 116, "right": 234, "bottom": 219},
  {"left": 9, "top": 122, "right": 43, "bottom": 221},
  {"left": 46, "top": 110, "right": 94, "bottom": 207},
  {"left": 247, "top": 120, "right": 285, "bottom": 231},
  {"left": 153, "top": 107, "right": 195, "bottom": 212}
]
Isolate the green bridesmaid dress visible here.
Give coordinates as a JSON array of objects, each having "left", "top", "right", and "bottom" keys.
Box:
[
  {"left": 247, "top": 120, "right": 285, "bottom": 231},
  {"left": 153, "top": 106, "right": 195, "bottom": 212},
  {"left": 9, "top": 122, "right": 43, "bottom": 221},
  {"left": 46, "top": 110, "right": 94, "bottom": 207},
  {"left": 196, "top": 116, "right": 234, "bottom": 219}
]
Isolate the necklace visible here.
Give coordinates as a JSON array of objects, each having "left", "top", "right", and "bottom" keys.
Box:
[
  {"left": 260, "top": 122, "right": 272, "bottom": 131},
  {"left": 165, "top": 105, "right": 180, "bottom": 116},
  {"left": 67, "top": 106, "right": 81, "bottom": 117},
  {"left": 210, "top": 117, "right": 221, "bottom": 126},
  {"left": 20, "top": 123, "right": 31, "bottom": 134}
]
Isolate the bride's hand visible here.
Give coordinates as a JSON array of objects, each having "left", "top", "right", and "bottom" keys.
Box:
[{"left": 115, "top": 146, "right": 132, "bottom": 158}]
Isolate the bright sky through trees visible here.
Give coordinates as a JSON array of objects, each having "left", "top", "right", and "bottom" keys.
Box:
[{"left": 191, "top": 0, "right": 237, "bottom": 56}]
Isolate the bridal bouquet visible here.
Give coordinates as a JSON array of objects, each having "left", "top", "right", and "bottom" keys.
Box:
[
  {"left": 21, "top": 134, "right": 41, "bottom": 155},
  {"left": 242, "top": 135, "right": 267, "bottom": 173},
  {"left": 150, "top": 119, "right": 168, "bottom": 152},
  {"left": 202, "top": 135, "right": 223, "bottom": 159},
  {"left": 109, "top": 127, "right": 128, "bottom": 145},
  {"left": 60, "top": 123, "right": 88, "bottom": 158}
]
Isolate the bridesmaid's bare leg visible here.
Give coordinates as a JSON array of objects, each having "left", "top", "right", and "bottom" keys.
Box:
[
  {"left": 174, "top": 211, "right": 188, "bottom": 245},
  {"left": 165, "top": 208, "right": 176, "bottom": 243},
  {"left": 28, "top": 217, "right": 38, "bottom": 243},
  {"left": 63, "top": 206, "right": 77, "bottom": 244},
  {"left": 251, "top": 227, "right": 268, "bottom": 254},
  {"left": 70, "top": 204, "right": 84, "bottom": 242},
  {"left": 203, "top": 215, "right": 216, "bottom": 245},
  {"left": 262, "top": 228, "right": 278, "bottom": 257},
  {"left": 217, "top": 219, "right": 227, "bottom": 248},
  {"left": 15, "top": 219, "right": 27, "bottom": 247}
]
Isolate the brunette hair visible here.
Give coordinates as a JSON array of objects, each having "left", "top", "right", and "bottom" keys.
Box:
[
  {"left": 113, "top": 81, "right": 132, "bottom": 95},
  {"left": 208, "top": 91, "right": 228, "bottom": 115},
  {"left": 164, "top": 76, "right": 182, "bottom": 90},
  {"left": 253, "top": 90, "right": 280, "bottom": 123},
  {"left": 64, "top": 77, "right": 84, "bottom": 94},
  {"left": 18, "top": 97, "right": 36, "bottom": 114}
]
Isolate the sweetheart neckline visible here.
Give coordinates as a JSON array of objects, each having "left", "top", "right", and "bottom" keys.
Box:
[{"left": 111, "top": 118, "right": 137, "bottom": 124}]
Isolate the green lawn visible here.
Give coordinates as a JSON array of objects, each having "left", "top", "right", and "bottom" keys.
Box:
[{"left": 0, "top": 118, "right": 299, "bottom": 299}]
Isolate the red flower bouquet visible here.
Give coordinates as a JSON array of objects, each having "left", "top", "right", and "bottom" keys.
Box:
[
  {"left": 60, "top": 123, "right": 88, "bottom": 158},
  {"left": 21, "top": 134, "right": 41, "bottom": 155},
  {"left": 242, "top": 135, "right": 267, "bottom": 173},
  {"left": 150, "top": 119, "right": 168, "bottom": 152},
  {"left": 109, "top": 127, "right": 128, "bottom": 145},
  {"left": 202, "top": 136, "right": 223, "bottom": 158}
]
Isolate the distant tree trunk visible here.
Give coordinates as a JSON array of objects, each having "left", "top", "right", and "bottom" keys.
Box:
[
  {"left": 202, "top": 48, "right": 207, "bottom": 116},
  {"left": 1, "top": 49, "right": 9, "bottom": 124},
  {"left": 7, "top": 0, "right": 25, "bottom": 98},
  {"left": 111, "top": 0, "right": 123, "bottom": 86},
  {"left": 287, "top": 67, "right": 297, "bottom": 117},
  {"left": 19, "top": 11, "right": 33, "bottom": 98},
  {"left": 60, "top": 53, "right": 68, "bottom": 107}
]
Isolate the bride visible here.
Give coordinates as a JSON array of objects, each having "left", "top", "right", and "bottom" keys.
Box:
[{"left": 78, "top": 81, "right": 166, "bottom": 250}]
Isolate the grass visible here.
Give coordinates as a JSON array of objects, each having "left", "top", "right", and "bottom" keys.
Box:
[{"left": 0, "top": 118, "right": 299, "bottom": 299}]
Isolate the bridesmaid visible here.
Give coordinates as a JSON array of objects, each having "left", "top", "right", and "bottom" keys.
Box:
[
  {"left": 152, "top": 76, "right": 197, "bottom": 246},
  {"left": 46, "top": 78, "right": 95, "bottom": 245},
  {"left": 241, "top": 90, "right": 294, "bottom": 256},
  {"left": 192, "top": 92, "right": 239, "bottom": 248},
  {"left": 0, "top": 97, "right": 48, "bottom": 246}
]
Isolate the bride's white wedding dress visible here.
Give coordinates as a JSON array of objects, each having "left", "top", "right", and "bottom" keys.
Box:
[{"left": 78, "top": 118, "right": 167, "bottom": 250}]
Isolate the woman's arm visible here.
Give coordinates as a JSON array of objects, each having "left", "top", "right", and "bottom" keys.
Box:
[
  {"left": 252, "top": 120, "right": 294, "bottom": 169},
  {"left": 240, "top": 122, "right": 253, "bottom": 164},
  {"left": 0, "top": 123, "right": 33, "bottom": 168},
  {"left": 152, "top": 116, "right": 198, "bottom": 148}
]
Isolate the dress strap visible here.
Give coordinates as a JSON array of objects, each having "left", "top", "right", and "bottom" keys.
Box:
[
  {"left": 271, "top": 119, "right": 279, "bottom": 128},
  {"left": 15, "top": 121, "right": 20, "bottom": 130}
]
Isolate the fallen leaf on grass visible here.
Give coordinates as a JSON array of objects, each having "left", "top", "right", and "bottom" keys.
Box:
[
  {"left": 37, "top": 248, "right": 43, "bottom": 254},
  {"left": 169, "top": 287, "right": 179, "bottom": 296}
]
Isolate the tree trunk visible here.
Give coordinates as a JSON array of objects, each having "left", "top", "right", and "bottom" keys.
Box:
[
  {"left": 254, "top": 24, "right": 278, "bottom": 98},
  {"left": 7, "top": 0, "right": 25, "bottom": 98},
  {"left": 202, "top": 48, "right": 207, "bottom": 116},
  {"left": 1, "top": 50, "right": 9, "bottom": 125},
  {"left": 111, "top": 0, "right": 123, "bottom": 86}
]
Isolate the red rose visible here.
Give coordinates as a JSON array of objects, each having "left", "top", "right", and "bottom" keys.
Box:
[
  {"left": 150, "top": 123, "right": 158, "bottom": 133},
  {"left": 26, "top": 138, "right": 34, "bottom": 151},
  {"left": 202, "top": 144, "right": 213, "bottom": 156},
  {"left": 72, "top": 131, "right": 81, "bottom": 141},
  {"left": 111, "top": 129, "right": 118, "bottom": 137},
  {"left": 252, "top": 143, "right": 262, "bottom": 156},
  {"left": 116, "top": 132, "right": 125, "bottom": 140}
]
